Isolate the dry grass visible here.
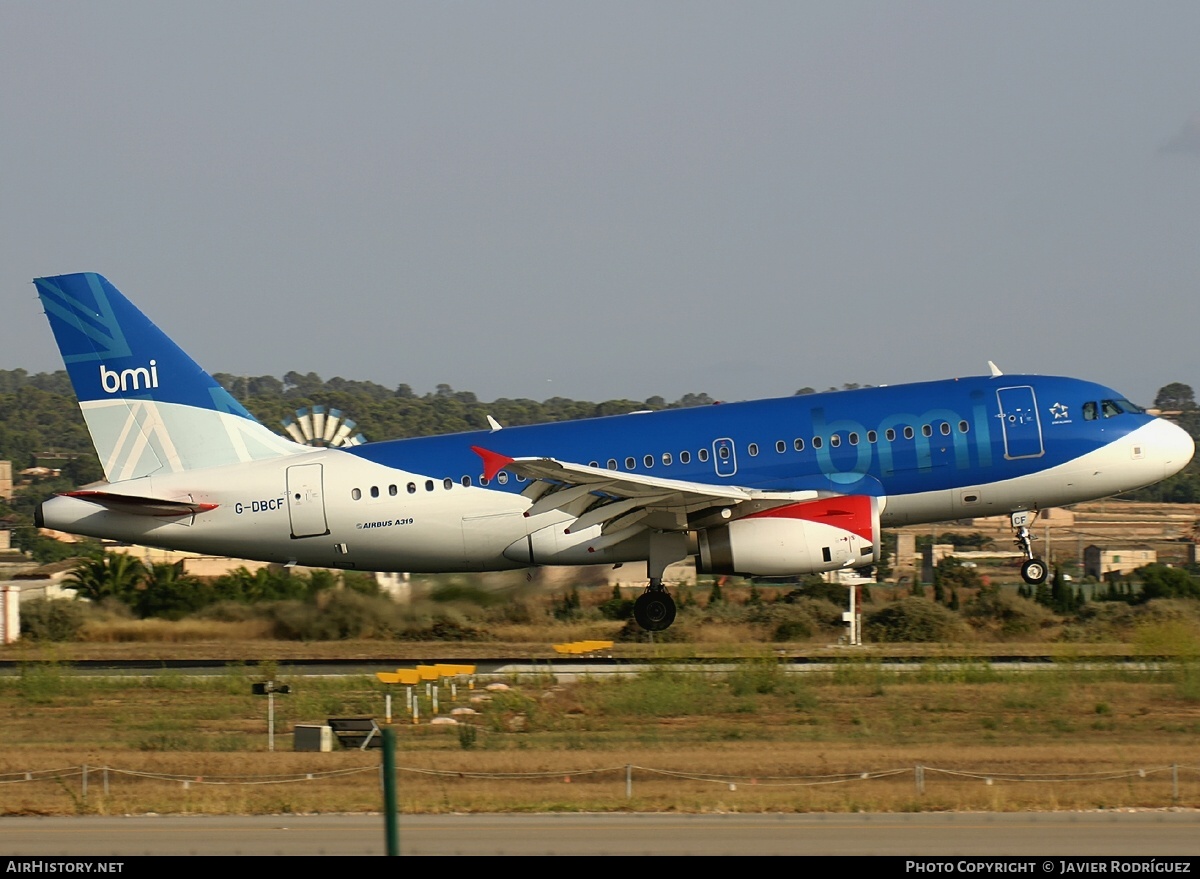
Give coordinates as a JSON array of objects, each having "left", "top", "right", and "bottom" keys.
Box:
[
  {"left": 483, "top": 621, "right": 625, "bottom": 643},
  {"left": 2, "top": 659, "right": 1199, "bottom": 816},
  {"left": 79, "top": 618, "right": 277, "bottom": 643}
]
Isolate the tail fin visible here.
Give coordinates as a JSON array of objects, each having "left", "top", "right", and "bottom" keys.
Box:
[{"left": 34, "top": 272, "right": 303, "bottom": 482}]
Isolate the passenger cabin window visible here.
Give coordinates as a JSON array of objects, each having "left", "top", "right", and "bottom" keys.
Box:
[
  {"left": 370, "top": 486, "right": 379, "bottom": 498},
  {"left": 776, "top": 440, "right": 786, "bottom": 454},
  {"left": 747, "top": 443, "right": 759, "bottom": 456},
  {"left": 351, "top": 488, "right": 361, "bottom": 501},
  {"left": 497, "top": 472, "right": 509, "bottom": 484},
  {"left": 626, "top": 457, "right": 636, "bottom": 469},
  {"left": 644, "top": 455, "right": 654, "bottom": 468},
  {"left": 680, "top": 451, "right": 691, "bottom": 464},
  {"left": 793, "top": 438, "right": 804, "bottom": 452},
  {"left": 698, "top": 448, "right": 709, "bottom": 462}
]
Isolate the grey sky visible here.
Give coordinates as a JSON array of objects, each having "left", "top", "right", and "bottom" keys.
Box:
[{"left": 4, "top": 2, "right": 1199, "bottom": 409}]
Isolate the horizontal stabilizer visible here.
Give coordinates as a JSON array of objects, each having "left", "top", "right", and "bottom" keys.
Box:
[{"left": 61, "top": 490, "right": 218, "bottom": 517}]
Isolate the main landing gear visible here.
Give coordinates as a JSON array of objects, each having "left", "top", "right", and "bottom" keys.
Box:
[
  {"left": 1011, "top": 510, "right": 1048, "bottom": 586},
  {"left": 634, "top": 579, "right": 677, "bottom": 632},
  {"left": 633, "top": 531, "right": 689, "bottom": 632}
]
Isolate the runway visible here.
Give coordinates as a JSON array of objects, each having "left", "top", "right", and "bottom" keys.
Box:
[{"left": 4, "top": 811, "right": 1199, "bottom": 857}]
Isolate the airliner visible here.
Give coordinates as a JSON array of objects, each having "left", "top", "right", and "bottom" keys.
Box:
[{"left": 31, "top": 273, "right": 1195, "bottom": 631}]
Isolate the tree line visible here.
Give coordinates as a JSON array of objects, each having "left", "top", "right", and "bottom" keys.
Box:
[{"left": 2, "top": 369, "right": 1200, "bottom": 508}]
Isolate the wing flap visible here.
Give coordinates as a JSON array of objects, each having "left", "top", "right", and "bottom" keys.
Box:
[
  {"left": 523, "top": 480, "right": 614, "bottom": 518},
  {"left": 567, "top": 494, "right": 672, "bottom": 534}
]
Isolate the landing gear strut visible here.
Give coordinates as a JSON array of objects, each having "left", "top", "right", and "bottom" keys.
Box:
[
  {"left": 1011, "top": 510, "right": 1048, "bottom": 585},
  {"left": 633, "top": 532, "right": 688, "bottom": 632},
  {"left": 633, "top": 578, "right": 676, "bottom": 632}
]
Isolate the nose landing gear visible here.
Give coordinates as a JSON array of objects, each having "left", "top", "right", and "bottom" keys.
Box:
[{"left": 1011, "top": 510, "right": 1048, "bottom": 585}]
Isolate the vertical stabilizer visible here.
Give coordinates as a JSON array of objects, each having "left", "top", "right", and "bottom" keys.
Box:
[{"left": 34, "top": 272, "right": 303, "bottom": 481}]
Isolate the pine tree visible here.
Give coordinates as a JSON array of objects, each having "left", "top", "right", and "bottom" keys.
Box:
[{"left": 1051, "top": 566, "right": 1070, "bottom": 613}]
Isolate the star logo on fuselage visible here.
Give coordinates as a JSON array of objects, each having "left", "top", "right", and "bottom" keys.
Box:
[{"left": 1049, "top": 402, "right": 1069, "bottom": 420}]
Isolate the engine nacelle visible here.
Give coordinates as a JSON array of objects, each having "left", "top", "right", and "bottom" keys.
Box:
[{"left": 695, "top": 495, "right": 880, "bottom": 576}]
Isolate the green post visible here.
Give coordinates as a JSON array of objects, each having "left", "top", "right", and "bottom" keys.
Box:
[{"left": 383, "top": 726, "right": 398, "bottom": 856}]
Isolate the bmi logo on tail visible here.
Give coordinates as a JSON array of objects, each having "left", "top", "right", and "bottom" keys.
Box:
[{"left": 99, "top": 360, "right": 159, "bottom": 394}]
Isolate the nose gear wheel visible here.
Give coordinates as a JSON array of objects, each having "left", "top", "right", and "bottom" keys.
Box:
[{"left": 1010, "top": 510, "right": 1048, "bottom": 585}]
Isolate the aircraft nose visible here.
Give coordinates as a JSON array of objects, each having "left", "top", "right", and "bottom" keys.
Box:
[{"left": 1150, "top": 417, "right": 1195, "bottom": 479}]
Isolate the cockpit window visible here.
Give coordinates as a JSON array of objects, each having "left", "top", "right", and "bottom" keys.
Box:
[
  {"left": 1085, "top": 399, "right": 1143, "bottom": 420},
  {"left": 1099, "top": 399, "right": 1141, "bottom": 418}
]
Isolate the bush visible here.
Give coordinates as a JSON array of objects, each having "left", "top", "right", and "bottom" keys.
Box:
[
  {"left": 598, "top": 596, "right": 635, "bottom": 621},
  {"left": 749, "top": 597, "right": 844, "bottom": 642},
  {"left": 1135, "top": 564, "right": 1200, "bottom": 603},
  {"left": 963, "top": 587, "right": 1054, "bottom": 639},
  {"left": 614, "top": 616, "right": 688, "bottom": 642},
  {"left": 193, "top": 601, "right": 262, "bottom": 623},
  {"left": 780, "top": 575, "right": 846, "bottom": 605},
  {"left": 428, "top": 579, "right": 507, "bottom": 606},
  {"left": 19, "top": 598, "right": 86, "bottom": 642},
  {"left": 865, "top": 597, "right": 969, "bottom": 643},
  {"left": 341, "top": 571, "right": 382, "bottom": 596},
  {"left": 1062, "top": 599, "right": 1200, "bottom": 642},
  {"left": 481, "top": 598, "right": 536, "bottom": 625},
  {"left": 397, "top": 615, "right": 486, "bottom": 641},
  {"left": 266, "top": 592, "right": 402, "bottom": 640}
]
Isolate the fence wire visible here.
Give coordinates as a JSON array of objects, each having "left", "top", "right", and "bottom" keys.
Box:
[{"left": 4, "top": 762, "right": 1198, "bottom": 793}]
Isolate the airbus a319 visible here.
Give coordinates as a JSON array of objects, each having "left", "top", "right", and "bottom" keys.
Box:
[{"left": 32, "top": 273, "right": 1194, "bottom": 630}]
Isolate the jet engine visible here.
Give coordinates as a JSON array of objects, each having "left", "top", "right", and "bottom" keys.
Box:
[{"left": 695, "top": 495, "right": 880, "bottom": 576}]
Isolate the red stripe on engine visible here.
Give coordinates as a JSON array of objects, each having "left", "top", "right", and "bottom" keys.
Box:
[{"left": 744, "top": 495, "right": 874, "bottom": 541}]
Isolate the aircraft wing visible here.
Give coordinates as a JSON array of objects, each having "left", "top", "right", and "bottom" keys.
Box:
[{"left": 471, "top": 446, "right": 830, "bottom": 544}]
